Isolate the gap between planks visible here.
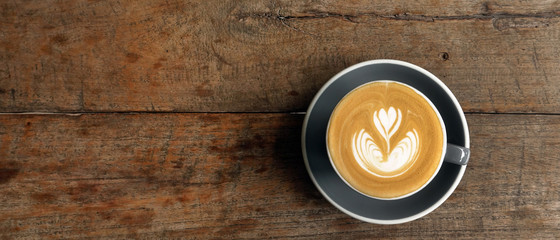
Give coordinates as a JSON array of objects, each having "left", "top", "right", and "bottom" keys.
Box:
[{"left": 0, "top": 111, "right": 559, "bottom": 116}]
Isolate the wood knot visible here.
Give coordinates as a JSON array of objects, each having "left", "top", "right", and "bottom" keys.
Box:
[{"left": 439, "top": 52, "right": 450, "bottom": 61}]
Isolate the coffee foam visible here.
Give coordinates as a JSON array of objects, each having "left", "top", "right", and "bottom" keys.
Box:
[
  {"left": 327, "top": 81, "right": 444, "bottom": 199},
  {"left": 352, "top": 107, "right": 420, "bottom": 177}
]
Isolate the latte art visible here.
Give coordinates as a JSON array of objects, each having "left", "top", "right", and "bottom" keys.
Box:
[
  {"left": 327, "top": 81, "right": 445, "bottom": 199},
  {"left": 352, "top": 107, "right": 420, "bottom": 177}
]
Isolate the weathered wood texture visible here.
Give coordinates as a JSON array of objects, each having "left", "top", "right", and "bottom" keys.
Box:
[
  {"left": 2, "top": 0, "right": 559, "bottom": 239},
  {"left": 0, "top": 113, "right": 558, "bottom": 239},
  {"left": 1, "top": 0, "right": 560, "bottom": 113}
]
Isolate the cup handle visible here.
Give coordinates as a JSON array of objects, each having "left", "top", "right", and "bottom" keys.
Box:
[{"left": 444, "top": 143, "right": 470, "bottom": 165}]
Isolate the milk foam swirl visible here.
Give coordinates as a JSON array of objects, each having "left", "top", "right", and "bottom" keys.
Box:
[{"left": 351, "top": 107, "right": 419, "bottom": 177}]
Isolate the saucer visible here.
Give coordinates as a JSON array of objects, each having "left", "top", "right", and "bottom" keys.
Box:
[{"left": 301, "top": 60, "right": 470, "bottom": 224}]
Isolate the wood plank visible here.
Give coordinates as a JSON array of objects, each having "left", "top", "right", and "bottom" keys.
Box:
[
  {"left": 1, "top": 0, "right": 560, "bottom": 113},
  {"left": 0, "top": 113, "right": 558, "bottom": 239}
]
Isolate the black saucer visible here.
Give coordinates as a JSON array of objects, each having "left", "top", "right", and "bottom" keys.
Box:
[{"left": 301, "top": 60, "right": 469, "bottom": 224}]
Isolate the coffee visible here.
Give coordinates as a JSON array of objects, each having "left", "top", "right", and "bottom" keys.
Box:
[{"left": 327, "top": 81, "right": 445, "bottom": 199}]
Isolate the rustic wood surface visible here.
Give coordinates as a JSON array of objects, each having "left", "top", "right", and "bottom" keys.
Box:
[
  {"left": 0, "top": 114, "right": 558, "bottom": 239},
  {"left": 1, "top": 0, "right": 560, "bottom": 239},
  {"left": 1, "top": 0, "right": 560, "bottom": 113}
]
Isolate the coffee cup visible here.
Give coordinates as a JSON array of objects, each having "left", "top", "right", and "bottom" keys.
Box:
[{"left": 326, "top": 80, "right": 469, "bottom": 200}]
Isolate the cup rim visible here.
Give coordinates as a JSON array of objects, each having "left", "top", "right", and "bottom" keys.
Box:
[
  {"left": 325, "top": 80, "right": 447, "bottom": 200},
  {"left": 302, "top": 59, "right": 470, "bottom": 224}
]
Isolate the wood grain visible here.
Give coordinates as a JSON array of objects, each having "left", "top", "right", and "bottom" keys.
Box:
[
  {"left": 0, "top": 113, "right": 558, "bottom": 239},
  {"left": 1, "top": 0, "right": 559, "bottom": 239},
  {"left": 1, "top": 0, "right": 560, "bottom": 113}
]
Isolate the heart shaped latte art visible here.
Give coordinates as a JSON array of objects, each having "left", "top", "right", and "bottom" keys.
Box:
[{"left": 351, "top": 107, "right": 420, "bottom": 177}]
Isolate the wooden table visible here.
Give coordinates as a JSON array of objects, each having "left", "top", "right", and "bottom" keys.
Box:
[{"left": 1, "top": 0, "right": 559, "bottom": 238}]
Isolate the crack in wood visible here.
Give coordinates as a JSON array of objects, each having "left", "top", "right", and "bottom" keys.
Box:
[{"left": 236, "top": 10, "right": 560, "bottom": 23}]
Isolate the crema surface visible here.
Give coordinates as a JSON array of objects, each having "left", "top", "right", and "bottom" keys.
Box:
[{"left": 327, "top": 81, "right": 444, "bottom": 199}]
